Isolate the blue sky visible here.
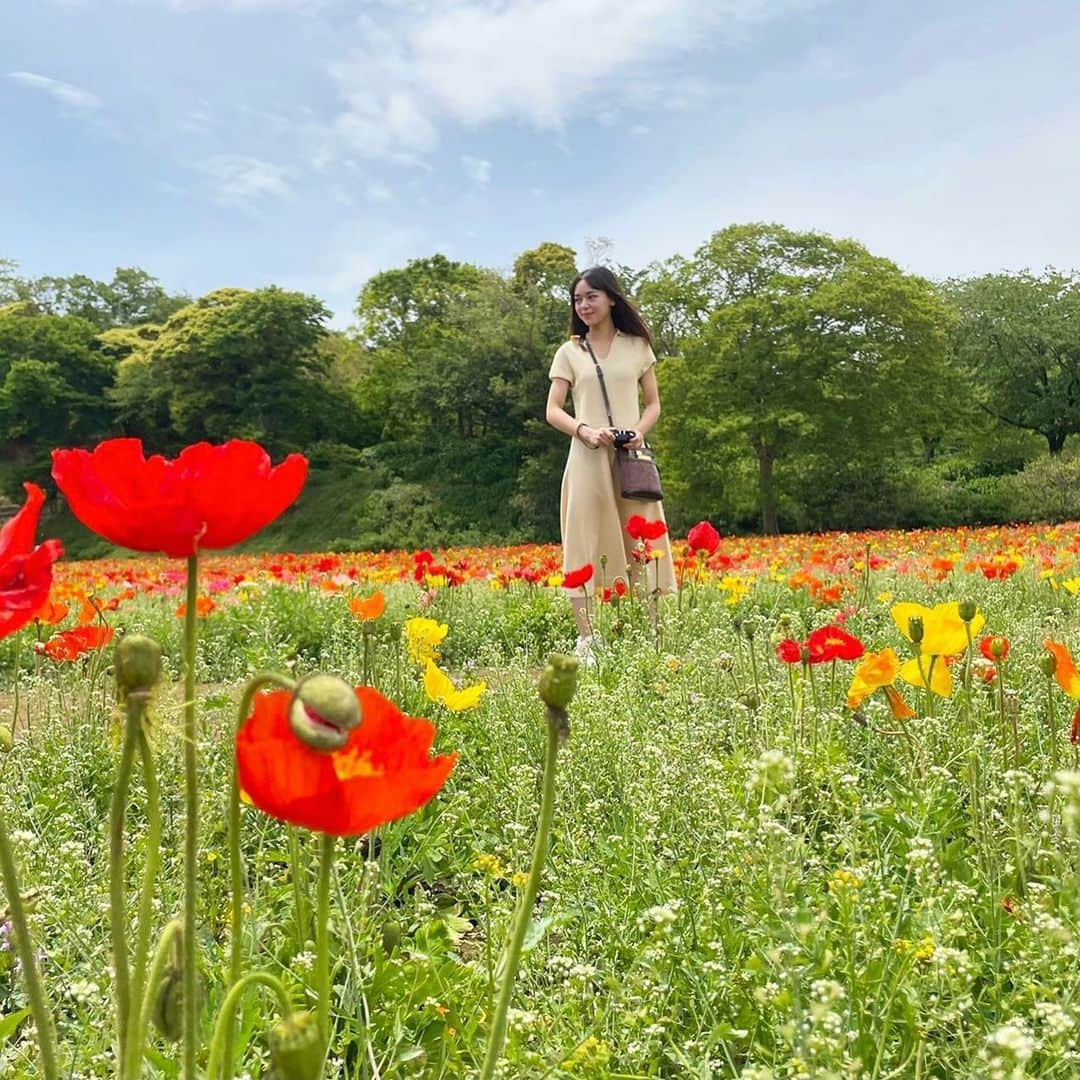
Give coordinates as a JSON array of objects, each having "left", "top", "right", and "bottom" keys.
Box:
[{"left": 4, "top": 0, "right": 1079, "bottom": 326}]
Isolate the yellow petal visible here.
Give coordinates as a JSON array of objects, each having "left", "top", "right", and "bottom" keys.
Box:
[
  {"left": 442, "top": 682, "right": 487, "bottom": 712},
  {"left": 891, "top": 602, "right": 930, "bottom": 643},
  {"left": 424, "top": 660, "right": 456, "bottom": 703},
  {"left": 921, "top": 602, "right": 983, "bottom": 656},
  {"left": 424, "top": 661, "right": 486, "bottom": 711},
  {"left": 899, "top": 657, "right": 953, "bottom": 697}
]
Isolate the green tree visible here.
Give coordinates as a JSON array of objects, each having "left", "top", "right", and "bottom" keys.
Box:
[
  {"left": 143, "top": 287, "right": 341, "bottom": 452},
  {"left": 660, "top": 223, "right": 954, "bottom": 534},
  {"left": 948, "top": 270, "right": 1080, "bottom": 455},
  {"left": 0, "top": 306, "right": 114, "bottom": 444},
  {"left": 0, "top": 263, "right": 188, "bottom": 329}
]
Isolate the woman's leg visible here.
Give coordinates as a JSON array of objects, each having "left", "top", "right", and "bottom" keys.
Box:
[{"left": 570, "top": 596, "right": 592, "bottom": 640}]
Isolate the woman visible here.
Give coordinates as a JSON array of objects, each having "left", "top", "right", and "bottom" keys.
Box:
[{"left": 545, "top": 266, "right": 675, "bottom": 661}]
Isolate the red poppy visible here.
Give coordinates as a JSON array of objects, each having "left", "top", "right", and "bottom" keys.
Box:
[
  {"left": 776, "top": 639, "right": 803, "bottom": 664},
  {"left": 686, "top": 521, "right": 721, "bottom": 554},
  {"left": 979, "top": 635, "right": 1010, "bottom": 662},
  {"left": 613, "top": 578, "right": 628, "bottom": 598},
  {"left": 0, "top": 483, "right": 64, "bottom": 640},
  {"left": 626, "top": 515, "right": 668, "bottom": 542},
  {"left": 562, "top": 564, "right": 594, "bottom": 589},
  {"left": 51, "top": 438, "right": 307, "bottom": 558},
  {"left": 236, "top": 686, "right": 456, "bottom": 837},
  {"left": 41, "top": 624, "right": 115, "bottom": 661},
  {"left": 806, "top": 625, "right": 865, "bottom": 663}
]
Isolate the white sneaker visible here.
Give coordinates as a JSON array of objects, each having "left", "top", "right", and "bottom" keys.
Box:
[{"left": 574, "top": 635, "right": 598, "bottom": 668}]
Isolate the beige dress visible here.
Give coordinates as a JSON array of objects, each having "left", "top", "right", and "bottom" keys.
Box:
[{"left": 549, "top": 332, "right": 676, "bottom": 597}]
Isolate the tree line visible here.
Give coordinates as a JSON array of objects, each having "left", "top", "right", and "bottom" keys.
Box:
[{"left": 2, "top": 224, "right": 1079, "bottom": 553}]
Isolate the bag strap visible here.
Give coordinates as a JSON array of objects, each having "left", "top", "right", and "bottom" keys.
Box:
[{"left": 582, "top": 336, "right": 616, "bottom": 429}]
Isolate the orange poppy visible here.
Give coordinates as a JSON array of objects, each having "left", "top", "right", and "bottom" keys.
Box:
[
  {"left": 41, "top": 624, "right": 115, "bottom": 661},
  {"left": 35, "top": 596, "right": 69, "bottom": 626},
  {"left": 349, "top": 592, "right": 386, "bottom": 621},
  {"left": 175, "top": 595, "right": 217, "bottom": 618},
  {"left": 236, "top": 686, "right": 456, "bottom": 837}
]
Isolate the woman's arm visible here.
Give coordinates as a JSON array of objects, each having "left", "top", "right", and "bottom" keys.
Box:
[
  {"left": 546, "top": 378, "right": 611, "bottom": 448},
  {"left": 627, "top": 367, "right": 661, "bottom": 449}
]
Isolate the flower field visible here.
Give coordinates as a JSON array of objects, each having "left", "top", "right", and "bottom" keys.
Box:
[{"left": 6, "top": 468, "right": 1080, "bottom": 1076}]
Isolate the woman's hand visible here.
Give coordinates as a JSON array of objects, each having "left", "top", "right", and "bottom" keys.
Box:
[
  {"left": 625, "top": 430, "right": 644, "bottom": 450},
  {"left": 579, "top": 424, "right": 613, "bottom": 449}
]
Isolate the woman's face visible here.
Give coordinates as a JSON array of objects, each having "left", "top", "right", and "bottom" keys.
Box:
[{"left": 573, "top": 279, "right": 614, "bottom": 328}]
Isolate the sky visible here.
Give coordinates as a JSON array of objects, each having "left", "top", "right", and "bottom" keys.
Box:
[{"left": 4, "top": 0, "right": 1080, "bottom": 327}]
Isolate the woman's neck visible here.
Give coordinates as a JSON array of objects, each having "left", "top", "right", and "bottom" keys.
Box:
[{"left": 587, "top": 317, "right": 616, "bottom": 346}]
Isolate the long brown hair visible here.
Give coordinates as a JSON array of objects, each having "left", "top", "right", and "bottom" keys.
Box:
[{"left": 569, "top": 266, "right": 653, "bottom": 347}]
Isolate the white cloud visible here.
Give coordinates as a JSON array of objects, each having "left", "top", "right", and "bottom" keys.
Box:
[
  {"left": 141, "top": 0, "right": 325, "bottom": 11},
  {"left": 366, "top": 181, "right": 393, "bottom": 203},
  {"left": 7, "top": 70, "right": 101, "bottom": 110},
  {"left": 323, "top": 0, "right": 818, "bottom": 162},
  {"left": 194, "top": 154, "right": 293, "bottom": 210},
  {"left": 462, "top": 155, "right": 491, "bottom": 185},
  {"left": 605, "top": 25, "right": 1080, "bottom": 281}
]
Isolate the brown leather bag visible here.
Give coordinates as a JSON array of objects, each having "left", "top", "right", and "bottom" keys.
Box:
[
  {"left": 614, "top": 444, "right": 664, "bottom": 501},
  {"left": 583, "top": 338, "right": 664, "bottom": 502}
]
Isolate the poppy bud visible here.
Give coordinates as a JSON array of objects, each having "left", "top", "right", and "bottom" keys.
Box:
[
  {"left": 0, "top": 726, "right": 12, "bottom": 753},
  {"left": 150, "top": 967, "right": 184, "bottom": 1043},
  {"left": 958, "top": 599, "right": 977, "bottom": 623},
  {"left": 907, "top": 616, "right": 924, "bottom": 645},
  {"left": 381, "top": 919, "right": 402, "bottom": 954},
  {"left": 1040, "top": 651, "right": 1058, "bottom": 678},
  {"left": 717, "top": 652, "right": 735, "bottom": 672},
  {"left": 115, "top": 634, "right": 162, "bottom": 697},
  {"left": 289, "top": 674, "right": 361, "bottom": 752},
  {"left": 741, "top": 616, "right": 759, "bottom": 641},
  {"left": 268, "top": 1010, "right": 324, "bottom": 1080},
  {"left": 538, "top": 654, "right": 579, "bottom": 712}
]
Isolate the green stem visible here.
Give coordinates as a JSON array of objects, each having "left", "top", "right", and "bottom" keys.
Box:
[
  {"left": 317, "top": 832, "right": 336, "bottom": 1044},
  {"left": 479, "top": 706, "right": 562, "bottom": 1080},
  {"left": 205, "top": 971, "right": 294, "bottom": 1080},
  {"left": 0, "top": 801, "right": 59, "bottom": 1080},
  {"left": 288, "top": 827, "right": 309, "bottom": 950},
  {"left": 225, "top": 671, "right": 296, "bottom": 1076},
  {"left": 363, "top": 629, "right": 372, "bottom": 686},
  {"left": 1049, "top": 677, "right": 1059, "bottom": 777},
  {"left": 182, "top": 553, "right": 199, "bottom": 1080},
  {"left": 109, "top": 694, "right": 141, "bottom": 1072},
  {"left": 125, "top": 721, "right": 162, "bottom": 1080},
  {"left": 130, "top": 920, "right": 182, "bottom": 1080}
]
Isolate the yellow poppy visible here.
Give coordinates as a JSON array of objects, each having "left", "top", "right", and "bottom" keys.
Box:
[
  {"left": 891, "top": 601, "right": 984, "bottom": 657},
  {"left": 424, "top": 661, "right": 486, "bottom": 712}
]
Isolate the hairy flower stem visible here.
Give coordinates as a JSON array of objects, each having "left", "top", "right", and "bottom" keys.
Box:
[
  {"left": 205, "top": 971, "right": 294, "bottom": 1080},
  {"left": 479, "top": 705, "right": 562, "bottom": 1080},
  {"left": 317, "top": 832, "right": 336, "bottom": 1050},
  {"left": 123, "top": 721, "right": 162, "bottom": 1080},
  {"left": 225, "top": 671, "right": 297, "bottom": 1075},
  {"left": 0, "top": 804, "right": 59, "bottom": 1080},
  {"left": 181, "top": 554, "right": 199, "bottom": 1080},
  {"left": 1048, "top": 678, "right": 1059, "bottom": 777},
  {"left": 129, "top": 920, "right": 182, "bottom": 1080},
  {"left": 109, "top": 694, "right": 142, "bottom": 1072}
]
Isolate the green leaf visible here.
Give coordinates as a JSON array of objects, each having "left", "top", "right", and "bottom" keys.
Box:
[{"left": 0, "top": 1007, "right": 31, "bottom": 1045}]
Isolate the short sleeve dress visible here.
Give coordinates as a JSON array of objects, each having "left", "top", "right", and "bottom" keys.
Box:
[{"left": 548, "top": 332, "right": 676, "bottom": 597}]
